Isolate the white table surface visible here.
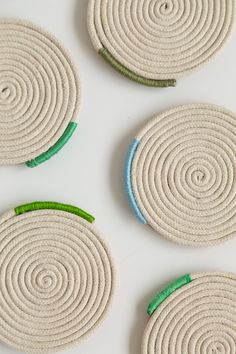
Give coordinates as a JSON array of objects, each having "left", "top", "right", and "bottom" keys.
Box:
[{"left": 1, "top": 1, "right": 236, "bottom": 353}]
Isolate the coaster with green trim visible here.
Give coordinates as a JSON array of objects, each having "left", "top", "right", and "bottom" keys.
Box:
[
  {"left": 0, "top": 19, "right": 80, "bottom": 167},
  {"left": 125, "top": 103, "right": 236, "bottom": 246},
  {"left": 87, "top": 0, "right": 235, "bottom": 87},
  {"left": 142, "top": 272, "right": 236, "bottom": 354},
  {"left": 0, "top": 201, "right": 114, "bottom": 353}
]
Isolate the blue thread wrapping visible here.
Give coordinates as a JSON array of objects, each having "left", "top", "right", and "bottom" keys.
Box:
[{"left": 124, "top": 139, "right": 147, "bottom": 224}]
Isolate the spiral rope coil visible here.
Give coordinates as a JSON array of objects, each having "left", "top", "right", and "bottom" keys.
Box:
[
  {"left": 0, "top": 19, "right": 80, "bottom": 166},
  {"left": 88, "top": 0, "right": 235, "bottom": 86},
  {"left": 142, "top": 272, "right": 236, "bottom": 354},
  {"left": 0, "top": 202, "right": 114, "bottom": 353},
  {"left": 125, "top": 104, "right": 236, "bottom": 246}
]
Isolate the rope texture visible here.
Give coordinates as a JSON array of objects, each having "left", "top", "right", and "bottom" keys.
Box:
[
  {"left": 142, "top": 272, "right": 236, "bottom": 354},
  {"left": 0, "top": 19, "right": 80, "bottom": 165},
  {"left": 88, "top": 0, "right": 235, "bottom": 81},
  {"left": 0, "top": 206, "right": 114, "bottom": 353},
  {"left": 130, "top": 104, "right": 236, "bottom": 246}
]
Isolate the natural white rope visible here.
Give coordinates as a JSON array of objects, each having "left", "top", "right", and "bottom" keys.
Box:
[
  {"left": 88, "top": 0, "right": 235, "bottom": 81},
  {"left": 0, "top": 19, "right": 80, "bottom": 165},
  {"left": 0, "top": 208, "right": 114, "bottom": 353},
  {"left": 130, "top": 104, "right": 236, "bottom": 246},
  {"left": 142, "top": 272, "right": 236, "bottom": 354}
]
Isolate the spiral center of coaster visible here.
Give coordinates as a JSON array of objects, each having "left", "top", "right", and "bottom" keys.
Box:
[
  {"left": 208, "top": 342, "right": 225, "bottom": 354},
  {"left": 29, "top": 256, "right": 67, "bottom": 297},
  {"left": 36, "top": 269, "right": 55, "bottom": 290},
  {"left": 187, "top": 164, "right": 211, "bottom": 189},
  {"left": 0, "top": 84, "right": 11, "bottom": 100},
  {"left": 0, "top": 76, "right": 26, "bottom": 119},
  {"left": 155, "top": 0, "right": 174, "bottom": 17},
  {"left": 179, "top": 155, "right": 218, "bottom": 197},
  {"left": 1, "top": 87, "right": 9, "bottom": 96},
  {"left": 192, "top": 170, "right": 207, "bottom": 185}
]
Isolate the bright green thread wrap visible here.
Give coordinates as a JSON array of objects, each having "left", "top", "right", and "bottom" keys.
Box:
[
  {"left": 99, "top": 48, "right": 176, "bottom": 88},
  {"left": 15, "top": 201, "right": 95, "bottom": 223},
  {"left": 26, "top": 122, "right": 77, "bottom": 168},
  {"left": 147, "top": 274, "right": 192, "bottom": 316}
]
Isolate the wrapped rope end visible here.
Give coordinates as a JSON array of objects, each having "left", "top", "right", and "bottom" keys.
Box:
[
  {"left": 99, "top": 48, "right": 176, "bottom": 88},
  {"left": 147, "top": 274, "right": 192, "bottom": 316},
  {"left": 124, "top": 139, "right": 148, "bottom": 225},
  {"left": 14, "top": 201, "right": 95, "bottom": 223},
  {"left": 26, "top": 122, "right": 78, "bottom": 168}
]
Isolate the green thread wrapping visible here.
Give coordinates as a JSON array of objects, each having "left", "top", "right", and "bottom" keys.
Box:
[
  {"left": 26, "top": 122, "right": 77, "bottom": 168},
  {"left": 147, "top": 274, "right": 192, "bottom": 316},
  {"left": 99, "top": 48, "right": 176, "bottom": 88},
  {"left": 15, "top": 201, "right": 95, "bottom": 223}
]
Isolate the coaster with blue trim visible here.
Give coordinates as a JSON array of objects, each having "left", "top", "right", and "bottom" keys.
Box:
[
  {"left": 0, "top": 19, "right": 80, "bottom": 167},
  {"left": 88, "top": 0, "right": 235, "bottom": 87},
  {"left": 0, "top": 201, "right": 114, "bottom": 353},
  {"left": 125, "top": 104, "right": 236, "bottom": 246},
  {"left": 142, "top": 272, "right": 236, "bottom": 354}
]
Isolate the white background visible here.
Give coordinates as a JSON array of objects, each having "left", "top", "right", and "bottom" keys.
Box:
[{"left": 1, "top": 1, "right": 236, "bottom": 353}]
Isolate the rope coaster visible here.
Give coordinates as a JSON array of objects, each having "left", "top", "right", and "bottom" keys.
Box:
[
  {"left": 125, "top": 104, "right": 236, "bottom": 246},
  {"left": 88, "top": 0, "right": 235, "bottom": 87},
  {"left": 0, "top": 19, "right": 80, "bottom": 167},
  {"left": 142, "top": 272, "right": 236, "bottom": 354},
  {"left": 0, "top": 201, "right": 114, "bottom": 353}
]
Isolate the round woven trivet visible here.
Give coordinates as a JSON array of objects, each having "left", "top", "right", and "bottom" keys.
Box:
[
  {"left": 142, "top": 272, "right": 236, "bottom": 354},
  {"left": 0, "top": 202, "right": 114, "bottom": 353},
  {"left": 0, "top": 19, "right": 80, "bottom": 167},
  {"left": 88, "top": 0, "right": 235, "bottom": 87},
  {"left": 125, "top": 104, "right": 236, "bottom": 246}
]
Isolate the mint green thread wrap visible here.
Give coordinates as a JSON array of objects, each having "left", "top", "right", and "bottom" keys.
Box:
[
  {"left": 148, "top": 274, "right": 192, "bottom": 316},
  {"left": 15, "top": 201, "right": 95, "bottom": 223},
  {"left": 26, "top": 122, "right": 77, "bottom": 168}
]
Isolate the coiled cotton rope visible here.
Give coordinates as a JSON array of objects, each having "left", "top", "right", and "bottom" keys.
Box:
[
  {"left": 0, "top": 202, "right": 114, "bottom": 353},
  {"left": 125, "top": 104, "right": 236, "bottom": 246},
  {"left": 88, "top": 0, "right": 235, "bottom": 87},
  {"left": 0, "top": 19, "right": 80, "bottom": 166},
  {"left": 142, "top": 272, "right": 236, "bottom": 354}
]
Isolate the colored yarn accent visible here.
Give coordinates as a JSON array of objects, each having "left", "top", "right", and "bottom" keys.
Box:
[
  {"left": 15, "top": 201, "right": 95, "bottom": 223},
  {"left": 26, "top": 122, "right": 77, "bottom": 167},
  {"left": 142, "top": 272, "right": 236, "bottom": 354},
  {"left": 0, "top": 19, "right": 80, "bottom": 166},
  {"left": 99, "top": 48, "right": 176, "bottom": 87},
  {"left": 147, "top": 274, "right": 192, "bottom": 316},
  {"left": 0, "top": 203, "right": 114, "bottom": 353},
  {"left": 124, "top": 139, "right": 147, "bottom": 224},
  {"left": 88, "top": 0, "right": 235, "bottom": 84},
  {"left": 127, "top": 104, "right": 236, "bottom": 246}
]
